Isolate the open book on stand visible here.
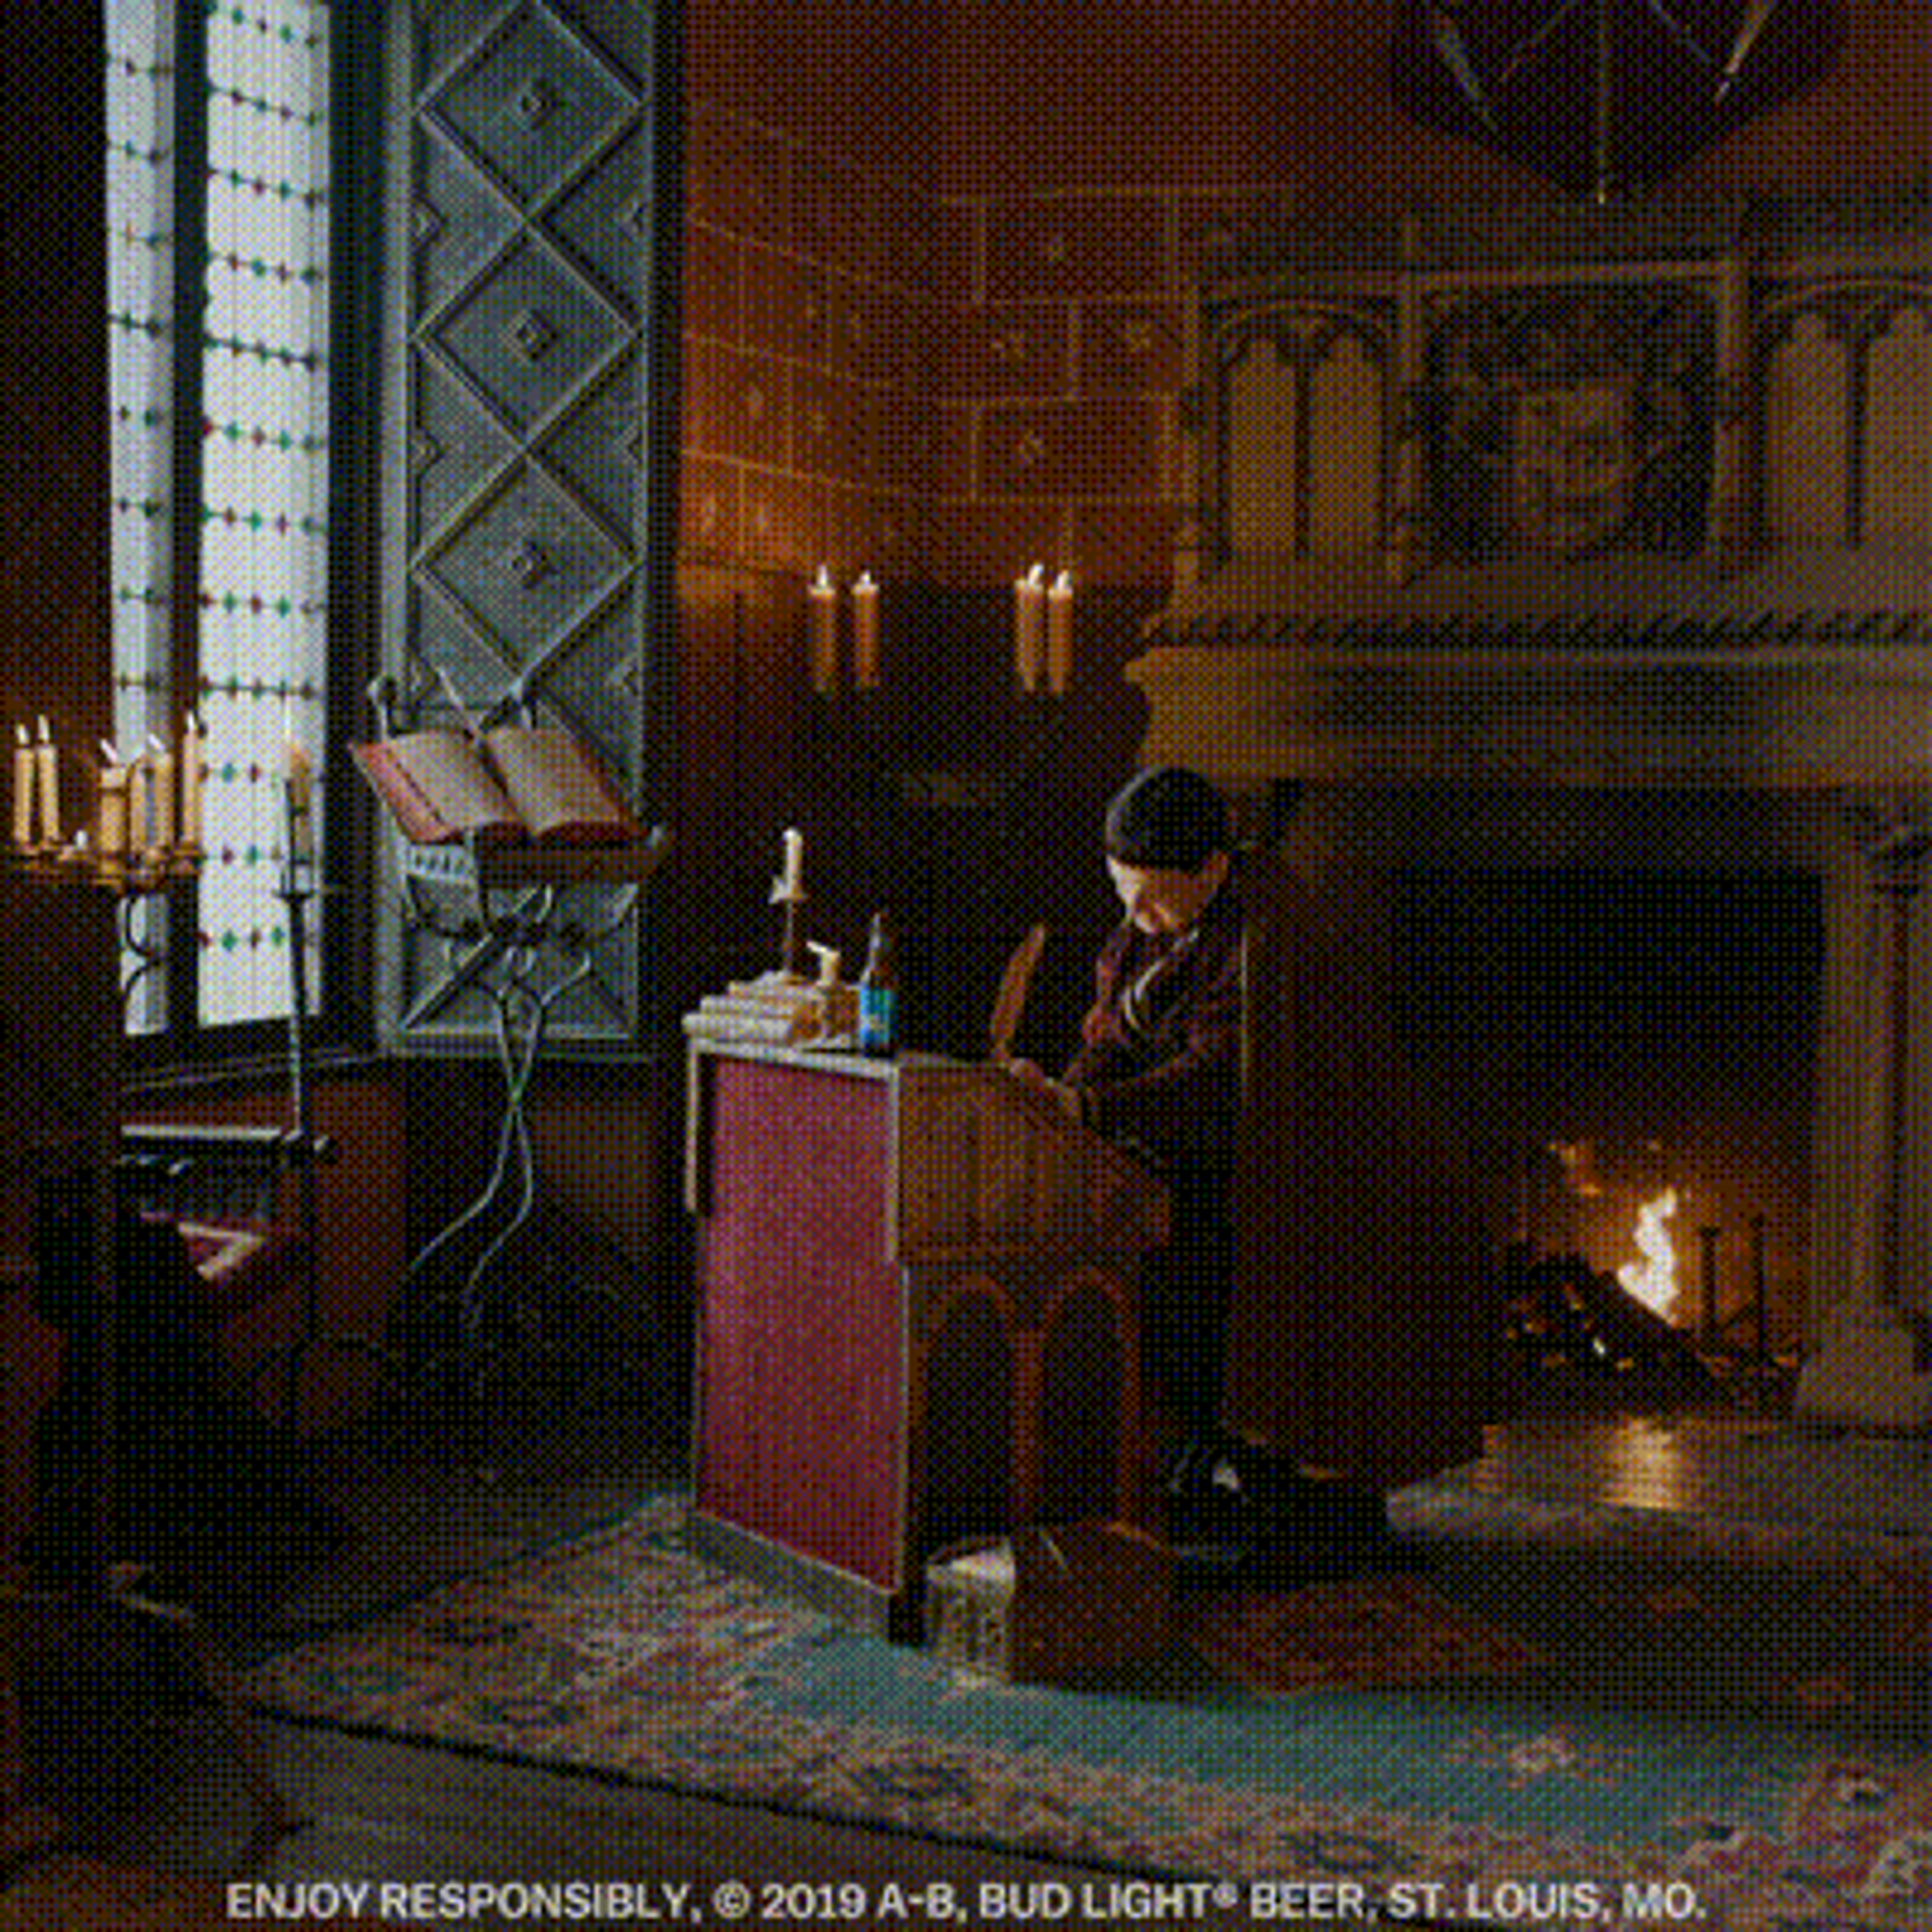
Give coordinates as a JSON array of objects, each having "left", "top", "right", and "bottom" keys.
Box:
[{"left": 353, "top": 724, "right": 642, "bottom": 847}]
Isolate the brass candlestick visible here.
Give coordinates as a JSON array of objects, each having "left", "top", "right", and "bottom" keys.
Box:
[
  {"left": 773, "top": 888, "right": 807, "bottom": 983},
  {"left": 769, "top": 829, "right": 808, "bottom": 982}
]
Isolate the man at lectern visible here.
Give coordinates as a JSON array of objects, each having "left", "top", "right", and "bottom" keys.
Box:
[
  {"left": 1003, "top": 770, "right": 1255, "bottom": 1547},
  {"left": 1011, "top": 765, "right": 1401, "bottom": 1576}
]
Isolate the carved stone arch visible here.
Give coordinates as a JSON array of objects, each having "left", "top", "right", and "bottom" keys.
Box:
[
  {"left": 1214, "top": 300, "right": 1393, "bottom": 375},
  {"left": 1754, "top": 275, "right": 1932, "bottom": 548},
  {"left": 1217, "top": 303, "right": 1394, "bottom": 559},
  {"left": 1862, "top": 302, "right": 1932, "bottom": 548}
]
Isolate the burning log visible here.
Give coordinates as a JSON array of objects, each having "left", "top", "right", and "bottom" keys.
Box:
[{"left": 1502, "top": 1243, "right": 1717, "bottom": 1388}]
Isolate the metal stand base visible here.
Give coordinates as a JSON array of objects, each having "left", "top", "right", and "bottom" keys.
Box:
[{"left": 365, "top": 836, "right": 670, "bottom": 1443}]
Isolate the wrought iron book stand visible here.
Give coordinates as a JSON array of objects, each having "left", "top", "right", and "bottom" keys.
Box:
[{"left": 361, "top": 678, "right": 672, "bottom": 1437}]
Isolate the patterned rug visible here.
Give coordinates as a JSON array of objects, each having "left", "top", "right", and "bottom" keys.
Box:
[
  {"left": 242, "top": 1498, "right": 1932, "bottom": 1928},
  {"left": 1187, "top": 1569, "right": 1545, "bottom": 1694}
]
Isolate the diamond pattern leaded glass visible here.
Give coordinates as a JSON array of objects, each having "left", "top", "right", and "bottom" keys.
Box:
[
  {"left": 108, "top": 0, "right": 331, "bottom": 1032},
  {"left": 198, "top": 0, "right": 331, "bottom": 1027}
]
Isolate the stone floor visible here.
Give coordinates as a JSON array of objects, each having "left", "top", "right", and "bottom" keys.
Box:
[{"left": 1397, "top": 1368, "right": 1932, "bottom": 1561}]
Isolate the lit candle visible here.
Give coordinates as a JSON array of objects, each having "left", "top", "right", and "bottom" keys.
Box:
[
  {"left": 33, "top": 716, "right": 58, "bottom": 846},
  {"left": 180, "top": 712, "right": 205, "bottom": 850},
  {"left": 1046, "top": 569, "right": 1075, "bottom": 695},
  {"left": 128, "top": 746, "right": 152, "bottom": 854},
  {"left": 13, "top": 723, "right": 33, "bottom": 848},
  {"left": 148, "top": 732, "right": 176, "bottom": 851},
  {"left": 851, "top": 571, "right": 880, "bottom": 691},
  {"left": 779, "top": 826, "right": 804, "bottom": 900},
  {"left": 1014, "top": 563, "right": 1046, "bottom": 693},
  {"left": 808, "top": 564, "right": 838, "bottom": 695},
  {"left": 285, "top": 734, "right": 315, "bottom": 858},
  {"left": 97, "top": 741, "right": 128, "bottom": 860}
]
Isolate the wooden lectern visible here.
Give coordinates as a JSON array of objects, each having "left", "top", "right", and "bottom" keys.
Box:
[{"left": 685, "top": 1041, "right": 1169, "bottom": 1630}]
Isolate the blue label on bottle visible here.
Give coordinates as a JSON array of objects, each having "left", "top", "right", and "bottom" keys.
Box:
[{"left": 858, "top": 985, "right": 897, "bottom": 1055}]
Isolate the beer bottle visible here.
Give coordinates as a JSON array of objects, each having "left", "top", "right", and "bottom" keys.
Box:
[{"left": 857, "top": 911, "right": 899, "bottom": 1056}]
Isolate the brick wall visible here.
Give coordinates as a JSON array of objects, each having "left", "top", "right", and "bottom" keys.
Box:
[
  {"left": 680, "top": 102, "right": 1208, "bottom": 595},
  {"left": 679, "top": 99, "right": 940, "bottom": 587}
]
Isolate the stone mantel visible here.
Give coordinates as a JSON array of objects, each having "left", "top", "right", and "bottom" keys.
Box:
[
  {"left": 1136, "top": 538, "right": 1932, "bottom": 793},
  {"left": 1131, "top": 641, "right": 1932, "bottom": 796}
]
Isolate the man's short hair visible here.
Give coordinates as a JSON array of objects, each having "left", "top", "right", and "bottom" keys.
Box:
[{"left": 1103, "top": 765, "right": 1231, "bottom": 872}]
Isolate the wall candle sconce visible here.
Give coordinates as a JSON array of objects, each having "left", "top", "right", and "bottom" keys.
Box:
[
  {"left": 851, "top": 572, "right": 880, "bottom": 691},
  {"left": 808, "top": 564, "right": 838, "bottom": 695},
  {"left": 1013, "top": 562, "right": 1046, "bottom": 692},
  {"left": 1046, "top": 569, "right": 1074, "bottom": 696}
]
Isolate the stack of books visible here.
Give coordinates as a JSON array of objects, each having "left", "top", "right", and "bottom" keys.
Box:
[{"left": 682, "top": 971, "right": 856, "bottom": 1047}]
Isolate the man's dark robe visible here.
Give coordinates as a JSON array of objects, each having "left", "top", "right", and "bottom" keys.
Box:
[
  {"left": 1062, "top": 850, "right": 1505, "bottom": 1488},
  {"left": 1062, "top": 879, "right": 1244, "bottom": 1174},
  {"left": 1220, "top": 849, "right": 1506, "bottom": 1487}
]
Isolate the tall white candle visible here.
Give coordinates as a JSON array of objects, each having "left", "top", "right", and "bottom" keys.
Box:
[
  {"left": 13, "top": 724, "right": 33, "bottom": 848},
  {"left": 1046, "top": 569, "right": 1075, "bottom": 695},
  {"left": 1014, "top": 564, "right": 1046, "bottom": 693},
  {"left": 128, "top": 750, "right": 152, "bottom": 853},
  {"left": 34, "top": 717, "right": 58, "bottom": 846},
  {"left": 851, "top": 571, "right": 880, "bottom": 691},
  {"left": 181, "top": 712, "right": 205, "bottom": 849},
  {"left": 808, "top": 565, "right": 838, "bottom": 695},
  {"left": 148, "top": 732, "right": 176, "bottom": 850},
  {"left": 97, "top": 742, "right": 128, "bottom": 860},
  {"left": 780, "top": 826, "right": 804, "bottom": 899},
  {"left": 286, "top": 735, "right": 315, "bottom": 858}
]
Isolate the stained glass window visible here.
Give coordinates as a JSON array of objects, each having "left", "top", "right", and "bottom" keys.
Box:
[{"left": 109, "top": 0, "right": 330, "bottom": 1037}]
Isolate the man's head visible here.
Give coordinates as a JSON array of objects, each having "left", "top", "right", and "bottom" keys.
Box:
[{"left": 1102, "top": 766, "right": 1231, "bottom": 935}]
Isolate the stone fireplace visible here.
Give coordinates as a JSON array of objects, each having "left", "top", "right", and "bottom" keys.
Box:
[{"left": 1132, "top": 193, "right": 1932, "bottom": 1426}]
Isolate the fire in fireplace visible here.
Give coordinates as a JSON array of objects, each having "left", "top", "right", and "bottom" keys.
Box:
[
  {"left": 1618, "top": 1186, "right": 1682, "bottom": 1325},
  {"left": 1393, "top": 864, "right": 1819, "bottom": 1353}
]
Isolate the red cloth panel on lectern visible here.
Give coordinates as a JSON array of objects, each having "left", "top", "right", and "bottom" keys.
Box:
[{"left": 697, "top": 1059, "right": 904, "bottom": 1589}]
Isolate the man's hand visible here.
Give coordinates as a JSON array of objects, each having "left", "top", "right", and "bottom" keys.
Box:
[{"left": 1004, "top": 1057, "right": 1082, "bottom": 1121}]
